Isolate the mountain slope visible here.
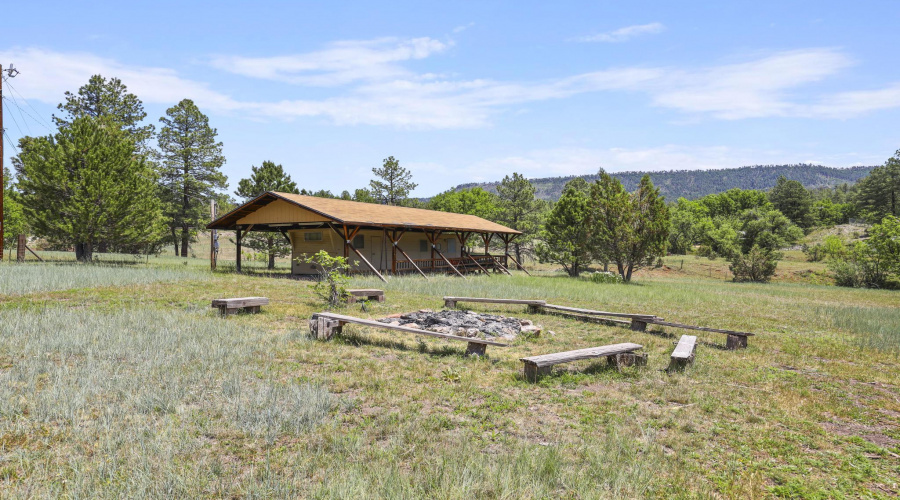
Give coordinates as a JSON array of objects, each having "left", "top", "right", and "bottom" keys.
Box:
[{"left": 453, "top": 164, "right": 877, "bottom": 201}]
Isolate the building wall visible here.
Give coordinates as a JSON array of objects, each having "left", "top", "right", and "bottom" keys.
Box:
[
  {"left": 237, "top": 199, "right": 330, "bottom": 225},
  {"left": 289, "top": 228, "right": 462, "bottom": 274}
]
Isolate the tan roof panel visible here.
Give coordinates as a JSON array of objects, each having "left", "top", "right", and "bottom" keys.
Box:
[{"left": 208, "top": 191, "right": 520, "bottom": 234}]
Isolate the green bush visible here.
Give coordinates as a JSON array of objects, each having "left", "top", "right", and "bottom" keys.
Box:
[
  {"left": 829, "top": 242, "right": 890, "bottom": 288},
  {"left": 298, "top": 250, "right": 351, "bottom": 307},
  {"left": 729, "top": 245, "right": 780, "bottom": 283}
]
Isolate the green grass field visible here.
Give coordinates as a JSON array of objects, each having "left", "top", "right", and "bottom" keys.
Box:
[{"left": 0, "top": 252, "right": 898, "bottom": 498}]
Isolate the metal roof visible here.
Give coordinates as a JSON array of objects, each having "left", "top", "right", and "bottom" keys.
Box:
[{"left": 207, "top": 191, "right": 521, "bottom": 234}]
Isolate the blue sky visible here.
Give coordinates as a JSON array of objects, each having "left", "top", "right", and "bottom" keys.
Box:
[{"left": 2, "top": 1, "right": 900, "bottom": 196}]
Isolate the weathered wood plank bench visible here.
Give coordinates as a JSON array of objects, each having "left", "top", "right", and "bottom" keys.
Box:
[
  {"left": 642, "top": 319, "right": 753, "bottom": 349},
  {"left": 540, "top": 303, "right": 660, "bottom": 322},
  {"left": 667, "top": 335, "right": 697, "bottom": 372},
  {"left": 309, "top": 312, "right": 508, "bottom": 356},
  {"left": 520, "top": 342, "right": 645, "bottom": 381},
  {"left": 346, "top": 289, "right": 385, "bottom": 304},
  {"left": 443, "top": 296, "right": 546, "bottom": 312},
  {"left": 211, "top": 297, "right": 269, "bottom": 316}
]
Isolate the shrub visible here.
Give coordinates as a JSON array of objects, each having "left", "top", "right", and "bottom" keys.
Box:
[
  {"left": 729, "top": 245, "right": 780, "bottom": 283},
  {"left": 829, "top": 242, "right": 890, "bottom": 288},
  {"left": 803, "top": 243, "right": 825, "bottom": 262},
  {"left": 580, "top": 271, "right": 624, "bottom": 284},
  {"left": 696, "top": 245, "right": 718, "bottom": 260},
  {"left": 298, "top": 250, "right": 351, "bottom": 307}
]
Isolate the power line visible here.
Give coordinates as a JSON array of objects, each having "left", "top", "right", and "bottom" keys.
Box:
[
  {"left": 2, "top": 100, "right": 27, "bottom": 139},
  {"left": 2, "top": 129, "right": 19, "bottom": 157},
  {"left": 3, "top": 79, "right": 54, "bottom": 132}
]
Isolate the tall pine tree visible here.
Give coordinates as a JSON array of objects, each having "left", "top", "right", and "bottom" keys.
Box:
[
  {"left": 157, "top": 99, "right": 227, "bottom": 257},
  {"left": 14, "top": 117, "right": 164, "bottom": 261},
  {"left": 235, "top": 161, "right": 299, "bottom": 269},
  {"left": 495, "top": 172, "right": 547, "bottom": 263},
  {"left": 370, "top": 156, "right": 417, "bottom": 206}
]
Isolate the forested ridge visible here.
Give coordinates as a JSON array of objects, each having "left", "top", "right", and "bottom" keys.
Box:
[{"left": 454, "top": 164, "right": 876, "bottom": 201}]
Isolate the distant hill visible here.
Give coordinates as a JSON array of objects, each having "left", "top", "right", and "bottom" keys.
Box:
[{"left": 453, "top": 164, "right": 877, "bottom": 201}]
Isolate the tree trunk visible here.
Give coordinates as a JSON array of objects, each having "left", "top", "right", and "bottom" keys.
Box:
[
  {"left": 267, "top": 236, "right": 275, "bottom": 270},
  {"left": 514, "top": 242, "right": 522, "bottom": 265},
  {"left": 180, "top": 224, "right": 189, "bottom": 257},
  {"left": 625, "top": 264, "right": 634, "bottom": 282},
  {"left": 171, "top": 227, "right": 178, "bottom": 256},
  {"left": 75, "top": 242, "right": 93, "bottom": 262}
]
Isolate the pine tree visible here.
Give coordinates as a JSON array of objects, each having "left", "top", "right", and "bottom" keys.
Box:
[
  {"left": 370, "top": 156, "right": 417, "bottom": 206},
  {"left": 854, "top": 152, "right": 900, "bottom": 221},
  {"left": 768, "top": 176, "right": 815, "bottom": 229},
  {"left": 590, "top": 174, "right": 669, "bottom": 282},
  {"left": 495, "top": 173, "right": 547, "bottom": 263},
  {"left": 157, "top": 99, "right": 227, "bottom": 257},
  {"left": 2, "top": 166, "right": 27, "bottom": 258},
  {"left": 536, "top": 178, "right": 592, "bottom": 277},
  {"left": 14, "top": 117, "right": 164, "bottom": 261},
  {"left": 53, "top": 75, "right": 155, "bottom": 154},
  {"left": 235, "top": 161, "right": 299, "bottom": 269}
]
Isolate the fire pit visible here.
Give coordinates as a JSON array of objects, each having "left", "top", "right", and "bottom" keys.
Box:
[{"left": 378, "top": 309, "right": 541, "bottom": 340}]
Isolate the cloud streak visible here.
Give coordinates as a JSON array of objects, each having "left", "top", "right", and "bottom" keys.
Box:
[
  {"left": 575, "top": 22, "right": 665, "bottom": 43},
  {"left": 3, "top": 41, "right": 900, "bottom": 129}
]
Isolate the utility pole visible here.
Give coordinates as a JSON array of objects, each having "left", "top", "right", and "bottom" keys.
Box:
[{"left": 0, "top": 63, "right": 19, "bottom": 263}]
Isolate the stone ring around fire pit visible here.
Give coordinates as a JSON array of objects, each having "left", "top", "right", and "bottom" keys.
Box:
[{"left": 378, "top": 309, "right": 541, "bottom": 341}]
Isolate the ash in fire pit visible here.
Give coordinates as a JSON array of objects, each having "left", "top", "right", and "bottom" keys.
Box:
[{"left": 378, "top": 309, "right": 541, "bottom": 340}]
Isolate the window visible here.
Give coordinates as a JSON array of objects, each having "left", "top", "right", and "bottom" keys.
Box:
[
  {"left": 353, "top": 235, "right": 365, "bottom": 248},
  {"left": 420, "top": 240, "right": 428, "bottom": 252},
  {"left": 448, "top": 239, "right": 456, "bottom": 254},
  {"left": 304, "top": 232, "right": 323, "bottom": 241}
]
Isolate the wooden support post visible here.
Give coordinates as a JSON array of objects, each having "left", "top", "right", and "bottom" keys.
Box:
[
  {"left": 444, "top": 298, "right": 457, "bottom": 308},
  {"left": 348, "top": 241, "right": 387, "bottom": 283},
  {"left": 630, "top": 318, "right": 648, "bottom": 331},
  {"left": 726, "top": 334, "right": 748, "bottom": 350},
  {"left": 279, "top": 229, "right": 291, "bottom": 245},
  {"left": 607, "top": 352, "right": 648, "bottom": 371},
  {"left": 466, "top": 342, "right": 487, "bottom": 356},
  {"left": 523, "top": 363, "right": 551, "bottom": 382},
  {"left": 16, "top": 234, "right": 25, "bottom": 263},
  {"left": 481, "top": 233, "right": 493, "bottom": 255},
  {"left": 236, "top": 228, "right": 242, "bottom": 272},
  {"left": 427, "top": 231, "right": 465, "bottom": 278}
]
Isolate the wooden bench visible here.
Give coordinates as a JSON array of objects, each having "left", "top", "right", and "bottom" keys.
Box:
[
  {"left": 667, "top": 335, "right": 697, "bottom": 372},
  {"left": 643, "top": 320, "right": 753, "bottom": 349},
  {"left": 540, "top": 304, "right": 660, "bottom": 323},
  {"left": 346, "top": 289, "right": 385, "bottom": 304},
  {"left": 520, "top": 342, "right": 645, "bottom": 381},
  {"left": 309, "top": 312, "right": 508, "bottom": 356},
  {"left": 211, "top": 297, "right": 269, "bottom": 316},
  {"left": 443, "top": 296, "right": 546, "bottom": 313}
]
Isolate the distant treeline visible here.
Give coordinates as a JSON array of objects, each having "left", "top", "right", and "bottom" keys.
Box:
[{"left": 454, "top": 164, "right": 877, "bottom": 201}]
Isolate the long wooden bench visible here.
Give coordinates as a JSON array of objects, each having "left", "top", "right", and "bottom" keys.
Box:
[
  {"left": 346, "top": 289, "right": 385, "bottom": 304},
  {"left": 520, "top": 342, "right": 645, "bottom": 381},
  {"left": 309, "top": 312, "right": 508, "bottom": 356},
  {"left": 640, "top": 319, "right": 753, "bottom": 349},
  {"left": 211, "top": 297, "right": 269, "bottom": 316},
  {"left": 667, "top": 335, "right": 697, "bottom": 372},
  {"left": 443, "top": 296, "right": 546, "bottom": 312}
]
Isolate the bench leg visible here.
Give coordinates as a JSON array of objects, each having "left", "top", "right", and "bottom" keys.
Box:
[
  {"left": 607, "top": 353, "right": 648, "bottom": 371},
  {"left": 666, "top": 355, "right": 694, "bottom": 374},
  {"left": 347, "top": 295, "right": 358, "bottom": 304},
  {"left": 523, "top": 362, "right": 551, "bottom": 382},
  {"left": 376, "top": 295, "right": 385, "bottom": 302},
  {"left": 630, "top": 319, "right": 648, "bottom": 331},
  {"left": 527, "top": 304, "right": 542, "bottom": 314},
  {"left": 247, "top": 305, "right": 261, "bottom": 314},
  {"left": 726, "top": 334, "right": 747, "bottom": 350},
  {"left": 445, "top": 300, "right": 456, "bottom": 309},
  {"left": 309, "top": 316, "right": 342, "bottom": 340},
  {"left": 465, "top": 342, "right": 487, "bottom": 356}
]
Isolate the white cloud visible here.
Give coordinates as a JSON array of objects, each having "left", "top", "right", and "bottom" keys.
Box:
[
  {"left": 209, "top": 37, "right": 451, "bottom": 86},
  {"left": 453, "top": 23, "right": 475, "bottom": 34},
  {"left": 4, "top": 42, "right": 900, "bottom": 129},
  {"left": 0, "top": 47, "right": 243, "bottom": 112},
  {"left": 576, "top": 22, "right": 665, "bottom": 43}
]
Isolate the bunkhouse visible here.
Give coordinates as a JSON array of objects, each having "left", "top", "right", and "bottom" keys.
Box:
[{"left": 207, "top": 191, "right": 524, "bottom": 280}]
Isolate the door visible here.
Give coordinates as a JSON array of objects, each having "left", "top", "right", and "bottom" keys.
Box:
[{"left": 370, "top": 236, "right": 384, "bottom": 271}]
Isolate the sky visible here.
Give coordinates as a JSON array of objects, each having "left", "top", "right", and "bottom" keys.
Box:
[{"left": 2, "top": 1, "right": 900, "bottom": 196}]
